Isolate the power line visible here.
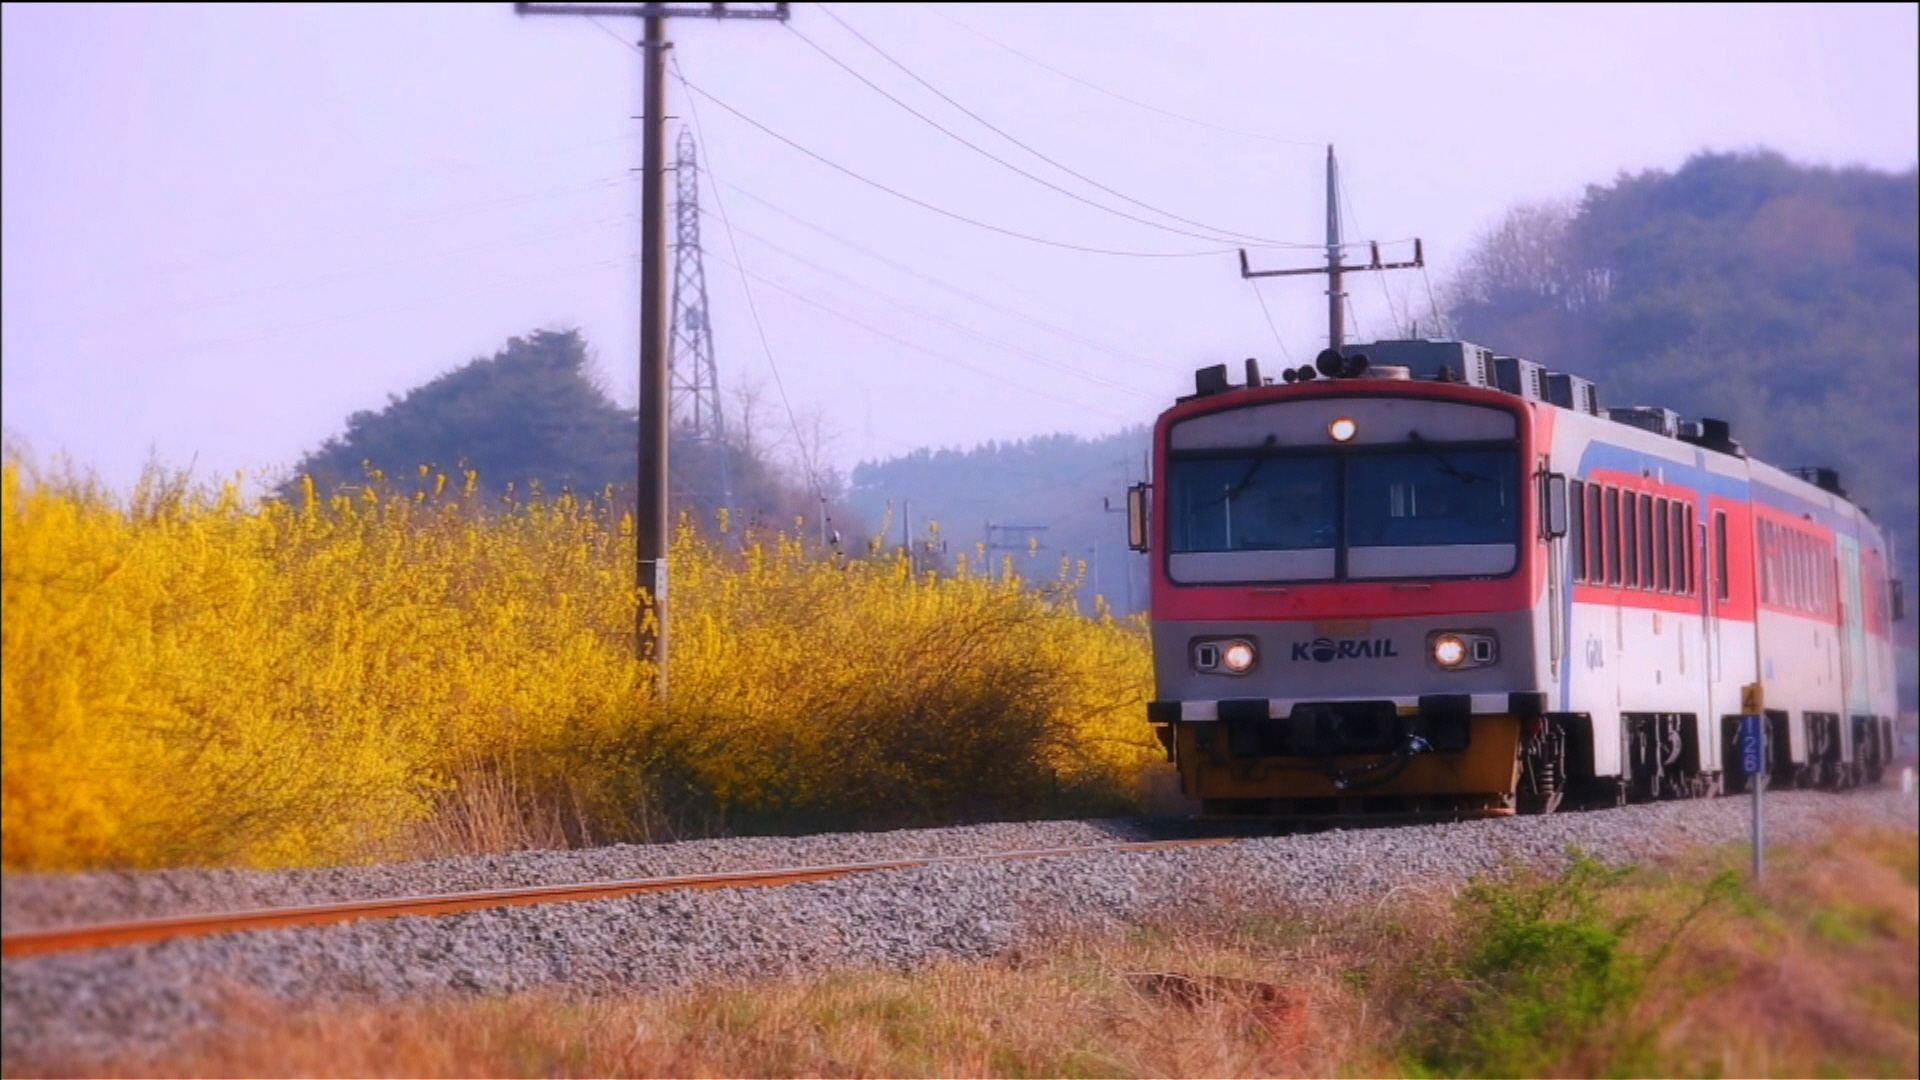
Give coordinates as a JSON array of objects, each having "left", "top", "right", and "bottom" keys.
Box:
[
  {"left": 1336, "top": 167, "right": 1406, "bottom": 338},
  {"left": 702, "top": 203, "right": 1152, "bottom": 384},
  {"left": 1421, "top": 264, "right": 1451, "bottom": 338},
  {"left": 706, "top": 180, "right": 1171, "bottom": 374},
  {"left": 701, "top": 208, "right": 1160, "bottom": 398},
  {"left": 703, "top": 248, "right": 1143, "bottom": 426},
  {"left": 785, "top": 21, "right": 1235, "bottom": 246},
  {"left": 803, "top": 4, "right": 1312, "bottom": 248},
  {"left": 669, "top": 70, "right": 1240, "bottom": 260},
  {"left": 919, "top": 3, "right": 1325, "bottom": 149},
  {"left": 1247, "top": 280, "right": 1296, "bottom": 364},
  {"left": 586, "top": 17, "right": 1233, "bottom": 260},
  {"left": 671, "top": 54, "right": 827, "bottom": 504}
]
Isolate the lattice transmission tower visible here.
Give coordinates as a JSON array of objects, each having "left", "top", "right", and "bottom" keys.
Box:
[{"left": 668, "top": 127, "right": 733, "bottom": 515}]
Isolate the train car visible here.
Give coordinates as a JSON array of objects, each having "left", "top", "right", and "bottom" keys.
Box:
[{"left": 1124, "top": 339, "right": 1905, "bottom": 819}]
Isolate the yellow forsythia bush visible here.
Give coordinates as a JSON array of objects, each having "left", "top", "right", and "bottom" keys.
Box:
[{"left": 2, "top": 458, "right": 1157, "bottom": 871}]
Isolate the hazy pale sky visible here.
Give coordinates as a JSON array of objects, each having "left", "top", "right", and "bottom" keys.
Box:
[{"left": 4, "top": 2, "right": 1916, "bottom": 494}]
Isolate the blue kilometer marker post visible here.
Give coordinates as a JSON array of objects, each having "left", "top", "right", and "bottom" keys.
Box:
[{"left": 1740, "top": 706, "right": 1766, "bottom": 881}]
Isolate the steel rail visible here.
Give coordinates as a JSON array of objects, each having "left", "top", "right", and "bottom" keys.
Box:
[{"left": 0, "top": 837, "right": 1233, "bottom": 960}]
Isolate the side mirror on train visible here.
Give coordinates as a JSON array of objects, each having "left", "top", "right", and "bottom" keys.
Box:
[
  {"left": 1894, "top": 579, "right": 1906, "bottom": 622},
  {"left": 1126, "top": 483, "right": 1150, "bottom": 552},
  {"left": 1542, "top": 473, "right": 1569, "bottom": 539}
]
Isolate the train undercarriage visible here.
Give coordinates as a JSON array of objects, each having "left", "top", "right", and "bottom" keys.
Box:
[{"left": 1169, "top": 707, "right": 1897, "bottom": 823}]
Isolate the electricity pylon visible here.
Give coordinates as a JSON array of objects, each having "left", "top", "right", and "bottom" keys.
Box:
[{"left": 669, "top": 127, "right": 732, "bottom": 515}]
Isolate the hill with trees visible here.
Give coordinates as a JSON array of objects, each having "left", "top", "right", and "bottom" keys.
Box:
[
  {"left": 847, "top": 429, "right": 1152, "bottom": 614},
  {"left": 1442, "top": 150, "right": 1917, "bottom": 660},
  {"left": 282, "top": 328, "right": 833, "bottom": 534}
]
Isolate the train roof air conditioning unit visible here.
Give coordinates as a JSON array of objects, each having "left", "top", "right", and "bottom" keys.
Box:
[
  {"left": 1608, "top": 406, "right": 1681, "bottom": 438},
  {"left": 1544, "top": 372, "right": 1601, "bottom": 415},
  {"left": 1492, "top": 356, "right": 1546, "bottom": 401},
  {"left": 1339, "top": 339, "right": 1493, "bottom": 388}
]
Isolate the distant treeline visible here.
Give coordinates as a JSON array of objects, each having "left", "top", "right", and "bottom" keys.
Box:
[
  {"left": 284, "top": 150, "right": 1917, "bottom": 660},
  {"left": 846, "top": 429, "right": 1152, "bottom": 613}
]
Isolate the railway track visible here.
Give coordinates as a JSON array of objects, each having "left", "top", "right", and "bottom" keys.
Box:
[
  {"left": 0, "top": 837, "right": 1234, "bottom": 960},
  {"left": 7, "top": 792, "right": 1911, "bottom": 1070}
]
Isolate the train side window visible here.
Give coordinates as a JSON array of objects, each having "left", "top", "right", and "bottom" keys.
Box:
[
  {"left": 1606, "top": 488, "right": 1622, "bottom": 585},
  {"left": 1678, "top": 504, "right": 1693, "bottom": 595},
  {"left": 1666, "top": 502, "right": 1681, "bottom": 593},
  {"left": 1758, "top": 520, "right": 1773, "bottom": 604},
  {"left": 1622, "top": 491, "right": 1638, "bottom": 588},
  {"left": 1792, "top": 533, "right": 1806, "bottom": 612},
  {"left": 1789, "top": 530, "right": 1804, "bottom": 611},
  {"left": 1801, "top": 535, "right": 1812, "bottom": 612},
  {"left": 1766, "top": 523, "right": 1778, "bottom": 606},
  {"left": 1792, "top": 532, "right": 1806, "bottom": 611},
  {"left": 1588, "top": 485, "right": 1604, "bottom": 583},
  {"left": 1774, "top": 527, "right": 1785, "bottom": 608},
  {"left": 1639, "top": 494, "right": 1655, "bottom": 591},
  {"left": 1655, "top": 498, "right": 1670, "bottom": 591},
  {"left": 1801, "top": 535, "right": 1813, "bottom": 612},
  {"left": 1821, "top": 545, "right": 1832, "bottom": 615},
  {"left": 1713, "top": 510, "right": 1729, "bottom": 602},
  {"left": 1568, "top": 480, "right": 1586, "bottom": 582}
]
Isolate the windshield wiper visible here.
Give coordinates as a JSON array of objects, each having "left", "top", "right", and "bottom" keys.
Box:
[
  {"left": 1222, "top": 433, "right": 1280, "bottom": 501},
  {"left": 1407, "top": 429, "right": 1483, "bottom": 483}
]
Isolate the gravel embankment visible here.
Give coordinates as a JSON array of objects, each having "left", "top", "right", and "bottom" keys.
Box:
[{"left": 4, "top": 789, "right": 1914, "bottom": 1067}]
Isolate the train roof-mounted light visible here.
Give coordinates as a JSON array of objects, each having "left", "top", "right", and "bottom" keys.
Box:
[{"left": 1328, "top": 417, "right": 1358, "bottom": 443}]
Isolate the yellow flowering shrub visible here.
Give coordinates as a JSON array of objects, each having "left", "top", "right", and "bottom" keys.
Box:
[{"left": 1, "top": 457, "right": 1157, "bottom": 871}]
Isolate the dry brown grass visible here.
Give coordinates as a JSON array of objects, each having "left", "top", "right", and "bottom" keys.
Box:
[
  {"left": 1635, "top": 826, "right": 1919, "bottom": 1079},
  {"left": 10, "top": 825, "right": 1914, "bottom": 1079}
]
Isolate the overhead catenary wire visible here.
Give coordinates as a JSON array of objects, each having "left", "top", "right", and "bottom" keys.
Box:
[
  {"left": 1246, "top": 281, "right": 1296, "bottom": 365},
  {"left": 1420, "top": 264, "right": 1451, "bottom": 338},
  {"left": 1335, "top": 167, "right": 1408, "bottom": 340},
  {"left": 806, "top": 3, "right": 1312, "bottom": 249},
  {"left": 704, "top": 248, "right": 1143, "bottom": 427},
  {"left": 699, "top": 206, "right": 1162, "bottom": 396},
  {"left": 668, "top": 49, "right": 828, "bottom": 504},
  {"left": 708, "top": 180, "right": 1173, "bottom": 375},
  {"left": 918, "top": 3, "right": 1326, "bottom": 150},
  {"left": 671, "top": 71, "right": 1241, "bottom": 260}
]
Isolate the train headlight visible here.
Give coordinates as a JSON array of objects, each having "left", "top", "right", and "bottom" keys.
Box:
[
  {"left": 1428, "top": 631, "right": 1498, "bottom": 671},
  {"left": 1328, "top": 416, "right": 1357, "bottom": 442},
  {"left": 1193, "top": 638, "right": 1258, "bottom": 675},
  {"left": 1222, "top": 640, "right": 1257, "bottom": 673}
]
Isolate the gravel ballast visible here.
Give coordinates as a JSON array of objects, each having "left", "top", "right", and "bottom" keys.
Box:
[{"left": 4, "top": 788, "right": 1915, "bottom": 1066}]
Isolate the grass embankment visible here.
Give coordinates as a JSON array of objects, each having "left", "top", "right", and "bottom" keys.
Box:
[
  {"left": 1, "top": 459, "right": 1160, "bottom": 871},
  {"left": 17, "top": 825, "right": 1915, "bottom": 1079}
]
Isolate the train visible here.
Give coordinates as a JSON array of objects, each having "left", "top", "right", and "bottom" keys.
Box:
[{"left": 1123, "top": 338, "right": 1905, "bottom": 819}]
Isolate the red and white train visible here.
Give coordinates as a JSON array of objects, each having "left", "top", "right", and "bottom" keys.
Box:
[{"left": 1126, "top": 339, "right": 1904, "bottom": 817}]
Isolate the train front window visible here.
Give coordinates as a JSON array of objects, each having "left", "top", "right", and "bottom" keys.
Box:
[
  {"left": 1166, "top": 454, "right": 1340, "bottom": 582},
  {"left": 1166, "top": 443, "right": 1520, "bottom": 583},
  {"left": 1344, "top": 448, "right": 1520, "bottom": 577}
]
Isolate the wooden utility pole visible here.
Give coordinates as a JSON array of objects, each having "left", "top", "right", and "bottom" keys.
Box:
[
  {"left": 1239, "top": 145, "right": 1423, "bottom": 350},
  {"left": 514, "top": 2, "right": 789, "bottom": 690}
]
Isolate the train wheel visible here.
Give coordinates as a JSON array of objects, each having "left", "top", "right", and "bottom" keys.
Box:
[{"left": 1516, "top": 790, "right": 1563, "bottom": 815}]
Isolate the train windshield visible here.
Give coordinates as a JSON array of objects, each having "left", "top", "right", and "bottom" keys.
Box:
[{"left": 1166, "top": 443, "right": 1520, "bottom": 583}]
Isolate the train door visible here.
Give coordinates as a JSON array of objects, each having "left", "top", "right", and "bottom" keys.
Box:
[
  {"left": 1701, "top": 511, "right": 1725, "bottom": 721},
  {"left": 1837, "top": 534, "right": 1868, "bottom": 721}
]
